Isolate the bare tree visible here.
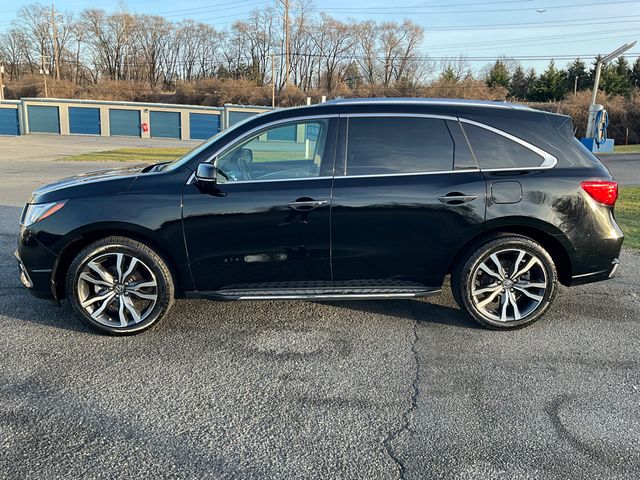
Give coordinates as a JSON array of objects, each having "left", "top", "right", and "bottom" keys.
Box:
[
  {"left": 134, "top": 15, "right": 173, "bottom": 87},
  {"left": 0, "top": 29, "right": 32, "bottom": 76},
  {"left": 81, "top": 9, "right": 135, "bottom": 81},
  {"left": 312, "top": 14, "right": 356, "bottom": 93}
]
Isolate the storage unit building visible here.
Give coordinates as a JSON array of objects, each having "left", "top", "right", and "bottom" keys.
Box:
[
  {"left": 150, "top": 111, "right": 181, "bottom": 139},
  {"left": 189, "top": 113, "right": 220, "bottom": 140},
  {"left": 69, "top": 107, "right": 101, "bottom": 135},
  {"left": 228, "top": 110, "right": 259, "bottom": 126},
  {"left": 27, "top": 105, "right": 60, "bottom": 134},
  {"left": 0, "top": 107, "right": 20, "bottom": 136},
  {"left": 109, "top": 109, "right": 141, "bottom": 137}
]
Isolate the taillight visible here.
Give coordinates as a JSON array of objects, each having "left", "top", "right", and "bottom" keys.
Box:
[{"left": 580, "top": 181, "right": 618, "bottom": 206}]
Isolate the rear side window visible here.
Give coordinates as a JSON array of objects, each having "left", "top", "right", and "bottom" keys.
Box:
[
  {"left": 346, "top": 117, "right": 454, "bottom": 175},
  {"left": 462, "top": 123, "right": 544, "bottom": 170}
]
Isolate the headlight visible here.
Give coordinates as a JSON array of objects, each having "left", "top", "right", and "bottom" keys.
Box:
[{"left": 21, "top": 201, "right": 67, "bottom": 226}]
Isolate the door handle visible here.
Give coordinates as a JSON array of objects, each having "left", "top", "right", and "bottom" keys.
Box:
[
  {"left": 437, "top": 194, "right": 478, "bottom": 205},
  {"left": 288, "top": 199, "right": 328, "bottom": 211}
]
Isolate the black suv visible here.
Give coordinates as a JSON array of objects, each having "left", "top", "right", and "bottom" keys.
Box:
[{"left": 16, "top": 98, "right": 623, "bottom": 334}]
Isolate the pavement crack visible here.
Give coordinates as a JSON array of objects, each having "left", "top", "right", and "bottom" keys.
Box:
[{"left": 382, "top": 316, "right": 420, "bottom": 479}]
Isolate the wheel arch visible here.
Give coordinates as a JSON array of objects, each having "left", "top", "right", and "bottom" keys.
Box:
[
  {"left": 52, "top": 223, "right": 186, "bottom": 300},
  {"left": 448, "top": 219, "right": 574, "bottom": 286}
]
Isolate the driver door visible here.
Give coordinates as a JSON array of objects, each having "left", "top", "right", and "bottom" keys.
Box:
[{"left": 182, "top": 117, "right": 337, "bottom": 293}]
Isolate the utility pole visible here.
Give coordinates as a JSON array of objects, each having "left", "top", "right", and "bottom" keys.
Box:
[
  {"left": 0, "top": 65, "right": 5, "bottom": 101},
  {"left": 271, "top": 52, "right": 276, "bottom": 107},
  {"left": 40, "top": 54, "right": 50, "bottom": 97},
  {"left": 277, "top": 0, "right": 290, "bottom": 88},
  {"left": 51, "top": 3, "right": 60, "bottom": 80}
]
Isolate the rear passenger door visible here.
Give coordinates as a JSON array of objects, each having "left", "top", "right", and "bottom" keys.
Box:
[{"left": 330, "top": 114, "right": 486, "bottom": 289}]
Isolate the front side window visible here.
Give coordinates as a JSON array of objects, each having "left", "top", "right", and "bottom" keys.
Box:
[
  {"left": 345, "top": 117, "right": 454, "bottom": 176},
  {"left": 462, "top": 123, "right": 544, "bottom": 170},
  {"left": 216, "top": 119, "right": 329, "bottom": 182}
]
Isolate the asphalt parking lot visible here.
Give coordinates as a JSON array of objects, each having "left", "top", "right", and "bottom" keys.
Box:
[{"left": 1, "top": 135, "right": 639, "bottom": 479}]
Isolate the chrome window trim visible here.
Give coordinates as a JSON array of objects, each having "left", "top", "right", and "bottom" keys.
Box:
[
  {"left": 186, "top": 114, "right": 338, "bottom": 185},
  {"left": 334, "top": 169, "right": 479, "bottom": 180},
  {"left": 458, "top": 118, "right": 558, "bottom": 171}
]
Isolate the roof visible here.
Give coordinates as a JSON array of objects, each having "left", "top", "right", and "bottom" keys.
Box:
[{"left": 319, "top": 97, "right": 532, "bottom": 111}]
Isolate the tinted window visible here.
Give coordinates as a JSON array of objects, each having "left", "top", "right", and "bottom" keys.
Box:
[
  {"left": 462, "top": 123, "right": 543, "bottom": 169},
  {"left": 216, "top": 120, "right": 328, "bottom": 182},
  {"left": 445, "top": 120, "right": 478, "bottom": 170},
  {"left": 346, "top": 117, "right": 454, "bottom": 175}
]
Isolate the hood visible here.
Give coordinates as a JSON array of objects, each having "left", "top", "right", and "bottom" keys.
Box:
[{"left": 29, "top": 165, "right": 146, "bottom": 204}]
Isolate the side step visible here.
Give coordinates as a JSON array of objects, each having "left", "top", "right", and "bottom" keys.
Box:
[{"left": 188, "top": 287, "right": 442, "bottom": 301}]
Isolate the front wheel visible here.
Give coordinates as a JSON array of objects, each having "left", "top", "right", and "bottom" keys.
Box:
[
  {"left": 66, "top": 236, "right": 174, "bottom": 335},
  {"left": 452, "top": 236, "right": 558, "bottom": 329}
]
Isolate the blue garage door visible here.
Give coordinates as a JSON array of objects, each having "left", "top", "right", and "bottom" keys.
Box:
[
  {"left": 151, "top": 111, "right": 181, "bottom": 139},
  {"left": 267, "top": 124, "right": 297, "bottom": 141},
  {"left": 0, "top": 108, "right": 20, "bottom": 136},
  {"left": 28, "top": 105, "right": 60, "bottom": 134},
  {"left": 189, "top": 113, "right": 220, "bottom": 140},
  {"left": 228, "top": 110, "right": 258, "bottom": 126},
  {"left": 109, "top": 109, "right": 141, "bottom": 137},
  {"left": 69, "top": 107, "right": 101, "bottom": 135}
]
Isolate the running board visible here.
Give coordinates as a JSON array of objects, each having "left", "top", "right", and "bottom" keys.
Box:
[{"left": 187, "top": 287, "right": 442, "bottom": 301}]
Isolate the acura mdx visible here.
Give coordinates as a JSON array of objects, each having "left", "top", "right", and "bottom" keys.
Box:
[{"left": 16, "top": 98, "right": 624, "bottom": 334}]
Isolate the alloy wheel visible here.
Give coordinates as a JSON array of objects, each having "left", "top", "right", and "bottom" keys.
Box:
[
  {"left": 76, "top": 252, "right": 158, "bottom": 328},
  {"left": 470, "top": 248, "right": 548, "bottom": 323}
]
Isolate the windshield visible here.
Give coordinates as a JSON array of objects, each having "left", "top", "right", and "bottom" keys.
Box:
[{"left": 163, "top": 113, "right": 267, "bottom": 171}]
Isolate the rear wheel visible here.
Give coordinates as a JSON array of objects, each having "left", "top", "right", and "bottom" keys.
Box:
[
  {"left": 452, "top": 235, "right": 557, "bottom": 329},
  {"left": 66, "top": 236, "right": 174, "bottom": 335}
]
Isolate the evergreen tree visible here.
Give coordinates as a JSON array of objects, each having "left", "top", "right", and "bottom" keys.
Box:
[
  {"left": 509, "top": 65, "right": 528, "bottom": 99},
  {"left": 486, "top": 60, "right": 510, "bottom": 89},
  {"left": 524, "top": 68, "right": 537, "bottom": 100},
  {"left": 601, "top": 56, "right": 632, "bottom": 97},
  {"left": 438, "top": 66, "right": 460, "bottom": 83},
  {"left": 344, "top": 61, "right": 362, "bottom": 89},
  {"left": 566, "top": 58, "right": 588, "bottom": 94},
  {"left": 528, "top": 60, "right": 567, "bottom": 101},
  {"left": 632, "top": 57, "right": 640, "bottom": 89}
]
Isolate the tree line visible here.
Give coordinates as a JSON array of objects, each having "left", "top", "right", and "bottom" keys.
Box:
[
  {"left": 1, "top": 0, "right": 640, "bottom": 144},
  {"left": 3, "top": 2, "right": 638, "bottom": 99},
  {"left": 0, "top": 1, "right": 427, "bottom": 93}
]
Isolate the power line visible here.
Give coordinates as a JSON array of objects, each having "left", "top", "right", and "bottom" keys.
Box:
[
  {"left": 423, "top": 26, "right": 640, "bottom": 52},
  {"left": 424, "top": 15, "right": 640, "bottom": 31},
  {"left": 318, "top": 0, "right": 640, "bottom": 14}
]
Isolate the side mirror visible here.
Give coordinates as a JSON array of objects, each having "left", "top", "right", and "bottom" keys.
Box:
[{"left": 195, "top": 163, "right": 217, "bottom": 185}]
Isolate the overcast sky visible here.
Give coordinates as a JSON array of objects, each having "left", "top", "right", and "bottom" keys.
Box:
[{"left": 0, "top": 0, "right": 638, "bottom": 73}]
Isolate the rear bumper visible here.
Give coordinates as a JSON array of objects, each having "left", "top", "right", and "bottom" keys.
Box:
[{"left": 568, "top": 257, "right": 619, "bottom": 286}]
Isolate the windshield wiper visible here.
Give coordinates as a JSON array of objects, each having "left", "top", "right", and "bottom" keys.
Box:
[{"left": 141, "top": 162, "right": 170, "bottom": 173}]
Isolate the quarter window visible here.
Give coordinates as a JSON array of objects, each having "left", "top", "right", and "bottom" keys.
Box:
[
  {"left": 216, "top": 119, "right": 329, "bottom": 182},
  {"left": 462, "top": 123, "right": 544, "bottom": 170},
  {"left": 346, "top": 117, "right": 454, "bottom": 176}
]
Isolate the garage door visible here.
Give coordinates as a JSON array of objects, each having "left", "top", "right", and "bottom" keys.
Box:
[
  {"left": 27, "top": 105, "right": 60, "bottom": 134},
  {"left": 150, "top": 111, "right": 181, "bottom": 138},
  {"left": 0, "top": 108, "right": 20, "bottom": 136},
  {"left": 228, "top": 110, "right": 258, "bottom": 126},
  {"left": 189, "top": 113, "right": 220, "bottom": 140},
  {"left": 69, "top": 107, "right": 101, "bottom": 135},
  {"left": 109, "top": 109, "right": 141, "bottom": 137}
]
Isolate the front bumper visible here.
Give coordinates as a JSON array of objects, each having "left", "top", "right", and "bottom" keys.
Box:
[{"left": 15, "top": 226, "right": 57, "bottom": 300}]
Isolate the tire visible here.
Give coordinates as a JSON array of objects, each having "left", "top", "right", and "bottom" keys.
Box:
[
  {"left": 451, "top": 235, "right": 557, "bottom": 329},
  {"left": 66, "top": 236, "right": 174, "bottom": 335}
]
